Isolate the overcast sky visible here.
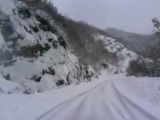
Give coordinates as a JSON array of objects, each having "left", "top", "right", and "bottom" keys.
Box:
[{"left": 52, "top": 0, "right": 160, "bottom": 34}]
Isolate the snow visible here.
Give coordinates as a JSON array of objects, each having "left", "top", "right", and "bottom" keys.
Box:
[
  {"left": 0, "top": 0, "right": 91, "bottom": 93},
  {"left": 0, "top": 1, "right": 160, "bottom": 119},
  {"left": 0, "top": 74, "right": 21, "bottom": 94},
  {"left": 0, "top": 0, "right": 15, "bottom": 14},
  {"left": 0, "top": 74, "right": 106, "bottom": 120},
  {"left": 95, "top": 34, "right": 138, "bottom": 71},
  {"left": 0, "top": 47, "right": 80, "bottom": 93},
  {"left": 0, "top": 31, "right": 5, "bottom": 48},
  {"left": 0, "top": 72, "right": 160, "bottom": 120}
]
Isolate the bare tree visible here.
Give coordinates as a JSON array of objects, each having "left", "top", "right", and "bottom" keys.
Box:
[{"left": 152, "top": 18, "right": 160, "bottom": 35}]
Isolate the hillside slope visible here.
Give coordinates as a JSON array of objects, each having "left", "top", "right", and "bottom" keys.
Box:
[
  {"left": 106, "top": 28, "right": 160, "bottom": 60},
  {"left": 0, "top": 0, "right": 159, "bottom": 94},
  {"left": 0, "top": 0, "right": 94, "bottom": 94}
]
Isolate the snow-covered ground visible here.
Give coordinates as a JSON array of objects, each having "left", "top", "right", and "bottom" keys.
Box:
[
  {"left": 1, "top": 72, "right": 160, "bottom": 120},
  {"left": 0, "top": 1, "right": 160, "bottom": 120}
]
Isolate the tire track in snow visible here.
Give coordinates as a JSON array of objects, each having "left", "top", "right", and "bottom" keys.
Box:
[
  {"left": 36, "top": 78, "right": 160, "bottom": 120},
  {"left": 36, "top": 79, "right": 109, "bottom": 120},
  {"left": 112, "top": 81, "right": 159, "bottom": 120}
]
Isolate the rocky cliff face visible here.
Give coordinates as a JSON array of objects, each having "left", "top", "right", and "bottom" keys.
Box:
[{"left": 0, "top": 0, "right": 94, "bottom": 94}]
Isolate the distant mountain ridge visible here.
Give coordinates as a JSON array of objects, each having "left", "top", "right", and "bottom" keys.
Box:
[{"left": 106, "top": 28, "right": 160, "bottom": 60}]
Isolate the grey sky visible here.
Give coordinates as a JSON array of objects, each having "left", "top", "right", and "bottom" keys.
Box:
[{"left": 52, "top": 0, "right": 160, "bottom": 34}]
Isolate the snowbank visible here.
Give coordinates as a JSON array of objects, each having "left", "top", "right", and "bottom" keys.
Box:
[
  {"left": 0, "top": 75, "right": 106, "bottom": 120},
  {"left": 0, "top": 74, "right": 160, "bottom": 120},
  {"left": 0, "top": 75, "right": 21, "bottom": 94}
]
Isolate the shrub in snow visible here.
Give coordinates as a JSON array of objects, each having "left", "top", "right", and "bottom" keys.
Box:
[
  {"left": 2, "top": 73, "right": 11, "bottom": 81},
  {"left": 17, "top": 6, "right": 31, "bottom": 18},
  {"left": 31, "top": 75, "right": 42, "bottom": 82},
  {"left": 52, "top": 41, "right": 58, "bottom": 49},
  {"left": 56, "top": 79, "right": 65, "bottom": 86},
  {"left": 41, "top": 67, "right": 55, "bottom": 76},
  {"left": 127, "top": 60, "right": 147, "bottom": 77},
  {"left": 127, "top": 58, "right": 160, "bottom": 77}
]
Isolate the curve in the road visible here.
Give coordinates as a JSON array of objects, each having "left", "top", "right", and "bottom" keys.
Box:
[{"left": 37, "top": 79, "right": 160, "bottom": 120}]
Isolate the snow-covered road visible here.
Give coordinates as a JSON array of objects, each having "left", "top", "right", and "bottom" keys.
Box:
[
  {"left": 1, "top": 74, "right": 160, "bottom": 120},
  {"left": 37, "top": 76, "right": 160, "bottom": 120}
]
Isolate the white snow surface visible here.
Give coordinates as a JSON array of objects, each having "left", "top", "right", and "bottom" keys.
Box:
[
  {"left": 0, "top": 74, "right": 21, "bottom": 94},
  {"left": 0, "top": 0, "right": 15, "bottom": 14},
  {"left": 1, "top": 72, "right": 160, "bottom": 120},
  {"left": 0, "top": 1, "right": 160, "bottom": 119},
  {"left": 95, "top": 34, "right": 138, "bottom": 71}
]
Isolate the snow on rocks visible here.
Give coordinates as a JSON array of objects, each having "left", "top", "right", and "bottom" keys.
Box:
[
  {"left": 0, "top": 74, "right": 21, "bottom": 94},
  {"left": 95, "top": 34, "right": 138, "bottom": 72},
  {"left": 0, "top": 0, "right": 94, "bottom": 94}
]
